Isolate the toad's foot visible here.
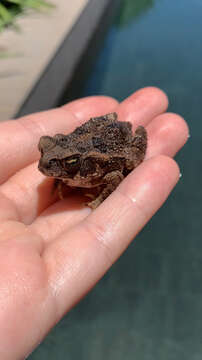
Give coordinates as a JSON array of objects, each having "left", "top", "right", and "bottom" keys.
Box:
[{"left": 87, "top": 171, "right": 124, "bottom": 209}]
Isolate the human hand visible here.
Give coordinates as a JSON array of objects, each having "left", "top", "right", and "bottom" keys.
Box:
[{"left": 0, "top": 88, "right": 188, "bottom": 359}]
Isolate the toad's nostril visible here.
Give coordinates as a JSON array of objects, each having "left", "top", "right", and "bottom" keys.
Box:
[{"left": 47, "top": 160, "right": 53, "bottom": 168}]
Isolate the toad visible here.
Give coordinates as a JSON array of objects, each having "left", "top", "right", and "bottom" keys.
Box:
[{"left": 38, "top": 112, "right": 147, "bottom": 209}]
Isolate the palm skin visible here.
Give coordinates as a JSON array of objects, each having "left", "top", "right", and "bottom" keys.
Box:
[{"left": 0, "top": 87, "right": 188, "bottom": 359}]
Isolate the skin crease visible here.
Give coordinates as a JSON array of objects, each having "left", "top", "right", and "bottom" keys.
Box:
[{"left": 0, "top": 87, "right": 189, "bottom": 359}]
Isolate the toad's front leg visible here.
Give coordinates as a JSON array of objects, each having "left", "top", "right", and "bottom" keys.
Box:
[{"left": 87, "top": 171, "right": 124, "bottom": 209}]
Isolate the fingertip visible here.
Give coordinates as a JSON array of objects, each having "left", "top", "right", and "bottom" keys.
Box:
[
  {"left": 147, "top": 112, "right": 189, "bottom": 159},
  {"left": 151, "top": 154, "right": 180, "bottom": 183},
  {"left": 62, "top": 96, "right": 118, "bottom": 121},
  {"left": 142, "top": 86, "right": 169, "bottom": 109},
  {"left": 162, "top": 112, "right": 190, "bottom": 145},
  {"left": 117, "top": 86, "right": 169, "bottom": 125}
]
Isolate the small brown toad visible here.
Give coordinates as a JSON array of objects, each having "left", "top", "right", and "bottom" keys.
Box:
[{"left": 38, "top": 112, "right": 147, "bottom": 209}]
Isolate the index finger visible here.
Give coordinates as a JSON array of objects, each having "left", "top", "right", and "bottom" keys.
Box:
[{"left": 0, "top": 96, "right": 118, "bottom": 184}]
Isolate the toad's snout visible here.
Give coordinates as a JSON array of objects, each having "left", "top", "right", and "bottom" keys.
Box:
[
  {"left": 38, "top": 158, "right": 50, "bottom": 170},
  {"left": 38, "top": 158, "right": 54, "bottom": 175}
]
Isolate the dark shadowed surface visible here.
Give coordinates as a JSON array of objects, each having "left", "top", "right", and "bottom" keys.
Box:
[{"left": 30, "top": 0, "right": 202, "bottom": 359}]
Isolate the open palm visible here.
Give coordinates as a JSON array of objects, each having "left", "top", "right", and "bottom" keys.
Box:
[{"left": 0, "top": 87, "right": 188, "bottom": 359}]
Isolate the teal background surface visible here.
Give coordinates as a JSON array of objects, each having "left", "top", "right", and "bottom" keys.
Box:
[{"left": 30, "top": 0, "right": 202, "bottom": 358}]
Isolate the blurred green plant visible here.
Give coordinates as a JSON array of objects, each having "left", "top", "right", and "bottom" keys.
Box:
[
  {"left": 0, "top": 0, "right": 54, "bottom": 32},
  {"left": 116, "top": 0, "right": 154, "bottom": 27}
]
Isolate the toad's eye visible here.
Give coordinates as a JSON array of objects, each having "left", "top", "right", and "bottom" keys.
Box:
[
  {"left": 63, "top": 157, "right": 80, "bottom": 169},
  {"left": 65, "top": 158, "right": 78, "bottom": 164},
  {"left": 62, "top": 156, "right": 80, "bottom": 175}
]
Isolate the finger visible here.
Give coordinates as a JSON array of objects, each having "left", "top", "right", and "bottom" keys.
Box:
[
  {"left": 44, "top": 155, "right": 179, "bottom": 317},
  {"left": 30, "top": 196, "right": 90, "bottom": 243},
  {"left": 62, "top": 95, "right": 118, "bottom": 121},
  {"left": 1, "top": 110, "right": 187, "bottom": 225},
  {"left": 0, "top": 191, "right": 20, "bottom": 223},
  {"left": 117, "top": 86, "right": 168, "bottom": 127},
  {"left": 0, "top": 162, "right": 55, "bottom": 223},
  {"left": 0, "top": 96, "right": 118, "bottom": 184},
  {"left": 0, "top": 161, "right": 90, "bottom": 225},
  {"left": 146, "top": 112, "right": 189, "bottom": 159}
]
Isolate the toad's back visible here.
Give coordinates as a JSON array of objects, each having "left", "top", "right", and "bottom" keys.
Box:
[{"left": 69, "top": 113, "right": 134, "bottom": 155}]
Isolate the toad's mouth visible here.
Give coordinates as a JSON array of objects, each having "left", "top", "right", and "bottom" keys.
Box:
[{"left": 60, "top": 176, "right": 103, "bottom": 188}]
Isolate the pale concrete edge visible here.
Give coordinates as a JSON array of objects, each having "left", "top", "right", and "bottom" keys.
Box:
[
  {"left": 15, "top": 0, "right": 114, "bottom": 118},
  {"left": 58, "top": 0, "right": 121, "bottom": 107}
]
